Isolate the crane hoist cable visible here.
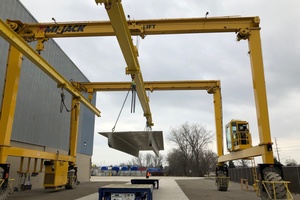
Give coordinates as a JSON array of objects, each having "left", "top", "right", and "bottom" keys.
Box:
[
  {"left": 131, "top": 79, "right": 136, "bottom": 113},
  {"left": 60, "top": 88, "right": 77, "bottom": 113},
  {"left": 111, "top": 89, "right": 130, "bottom": 132},
  {"left": 130, "top": 74, "right": 137, "bottom": 113},
  {"left": 111, "top": 78, "right": 136, "bottom": 132}
]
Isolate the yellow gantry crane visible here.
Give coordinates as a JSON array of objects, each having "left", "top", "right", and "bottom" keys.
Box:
[
  {"left": 0, "top": 0, "right": 291, "bottom": 199},
  {"left": 6, "top": 14, "right": 270, "bottom": 161}
]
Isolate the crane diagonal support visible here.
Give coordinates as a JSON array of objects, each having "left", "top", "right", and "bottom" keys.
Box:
[
  {"left": 98, "top": 0, "right": 153, "bottom": 126},
  {"left": 0, "top": 19, "right": 100, "bottom": 117}
]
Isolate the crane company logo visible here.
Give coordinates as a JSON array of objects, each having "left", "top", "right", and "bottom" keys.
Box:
[
  {"left": 44, "top": 25, "right": 87, "bottom": 34},
  {"left": 145, "top": 24, "right": 156, "bottom": 29}
]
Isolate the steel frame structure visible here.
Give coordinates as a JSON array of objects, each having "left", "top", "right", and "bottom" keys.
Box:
[
  {"left": 0, "top": 0, "right": 275, "bottom": 184},
  {"left": 76, "top": 80, "right": 223, "bottom": 157},
  {"left": 95, "top": 0, "right": 273, "bottom": 164}
]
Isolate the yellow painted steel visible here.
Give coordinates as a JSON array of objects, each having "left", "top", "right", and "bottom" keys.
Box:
[
  {"left": 218, "top": 145, "right": 270, "bottom": 163},
  {"left": 0, "top": 18, "right": 94, "bottom": 170},
  {"left": 211, "top": 86, "right": 224, "bottom": 157},
  {"left": 44, "top": 161, "right": 68, "bottom": 188},
  {"left": 5, "top": 4, "right": 269, "bottom": 151},
  {"left": 33, "top": 158, "right": 38, "bottom": 173},
  {"left": 75, "top": 80, "right": 223, "bottom": 156},
  {"left": 69, "top": 98, "right": 80, "bottom": 157},
  {"left": 262, "top": 180, "right": 293, "bottom": 200},
  {"left": 26, "top": 158, "right": 31, "bottom": 173},
  {"left": 0, "top": 46, "right": 23, "bottom": 154},
  {"left": 76, "top": 80, "right": 221, "bottom": 92},
  {"left": 0, "top": 146, "right": 75, "bottom": 162},
  {"left": 97, "top": 0, "right": 153, "bottom": 126},
  {"left": 7, "top": 16, "right": 260, "bottom": 40},
  {"left": 0, "top": 19, "right": 100, "bottom": 117},
  {"left": 19, "top": 157, "right": 24, "bottom": 173},
  {"left": 6, "top": 7, "right": 262, "bottom": 129},
  {"left": 225, "top": 120, "right": 252, "bottom": 152},
  {"left": 247, "top": 30, "right": 273, "bottom": 164}
]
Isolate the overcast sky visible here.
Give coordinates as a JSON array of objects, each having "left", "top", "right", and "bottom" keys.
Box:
[{"left": 19, "top": 0, "right": 300, "bottom": 166}]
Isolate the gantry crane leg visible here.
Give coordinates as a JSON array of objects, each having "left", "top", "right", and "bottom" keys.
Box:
[
  {"left": 65, "top": 97, "right": 81, "bottom": 189},
  {"left": 0, "top": 45, "right": 23, "bottom": 154},
  {"left": 247, "top": 30, "right": 273, "bottom": 164},
  {"left": 0, "top": 45, "right": 23, "bottom": 197}
]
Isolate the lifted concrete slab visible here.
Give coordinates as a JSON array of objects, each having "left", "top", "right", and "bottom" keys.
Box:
[{"left": 99, "top": 131, "right": 164, "bottom": 157}]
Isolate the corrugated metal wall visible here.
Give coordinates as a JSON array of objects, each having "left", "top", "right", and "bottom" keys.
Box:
[{"left": 0, "top": 0, "right": 96, "bottom": 155}]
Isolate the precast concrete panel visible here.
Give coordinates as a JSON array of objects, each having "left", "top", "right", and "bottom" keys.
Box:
[{"left": 0, "top": 0, "right": 95, "bottom": 155}]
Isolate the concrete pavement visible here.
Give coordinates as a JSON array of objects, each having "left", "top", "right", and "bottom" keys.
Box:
[
  {"left": 76, "top": 176, "right": 197, "bottom": 200},
  {"left": 10, "top": 176, "right": 300, "bottom": 200}
]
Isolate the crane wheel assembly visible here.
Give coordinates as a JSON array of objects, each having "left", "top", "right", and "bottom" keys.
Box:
[
  {"left": 65, "top": 167, "right": 78, "bottom": 189},
  {"left": 258, "top": 164, "right": 292, "bottom": 200},
  {"left": 215, "top": 164, "right": 229, "bottom": 191},
  {"left": 0, "top": 164, "right": 12, "bottom": 200},
  {"left": 263, "top": 172, "right": 287, "bottom": 199}
]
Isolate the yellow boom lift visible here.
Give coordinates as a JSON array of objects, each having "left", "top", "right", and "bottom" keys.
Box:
[{"left": 0, "top": 0, "right": 291, "bottom": 199}]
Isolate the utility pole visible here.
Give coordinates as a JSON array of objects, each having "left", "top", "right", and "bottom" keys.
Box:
[{"left": 274, "top": 137, "right": 281, "bottom": 163}]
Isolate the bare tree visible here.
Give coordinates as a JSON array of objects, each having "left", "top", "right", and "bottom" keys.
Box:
[
  {"left": 200, "top": 150, "right": 218, "bottom": 176},
  {"left": 285, "top": 158, "right": 297, "bottom": 166},
  {"left": 188, "top": 123, "right": 213, "bottom": 176},
  {"left": 151, "top": 154, "right": 164, "bottom": 168},
  {"left": 126, "top": 153, "right": 164, "bottom": 168},
  {"left": 144, "top": 153, "right": 153, "bottom": 167},
  {"left": 167, "top": 123, "right": 192, "bottom": 175},
  {"left": 167, "top": 122, "right": 214, "bottom": 176},
  {"left": 128, "top": 154, "right": 143, "bottom": 166},
  {"left": 166, "top": 148, "right": 189, "bottom": 176},
  {"left": 236, "top": 159, "right": 250, "bottom": 167}
]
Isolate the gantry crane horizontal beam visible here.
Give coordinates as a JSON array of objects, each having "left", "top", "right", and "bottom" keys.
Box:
[
  {"left": 1, "top": 146, "right": 76, "bottom": 162},
  {"left": 75, "top": 80, "right": 220, "bottom": 92},
  {"left": 0, "top": 19, "right": 101, "bottom": 117},
  {"left": 7, "top": 16, "right": 259, "bottom": 40},
  {"left": 74, "top": 80, "right": 223, "bottom": 157}
]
